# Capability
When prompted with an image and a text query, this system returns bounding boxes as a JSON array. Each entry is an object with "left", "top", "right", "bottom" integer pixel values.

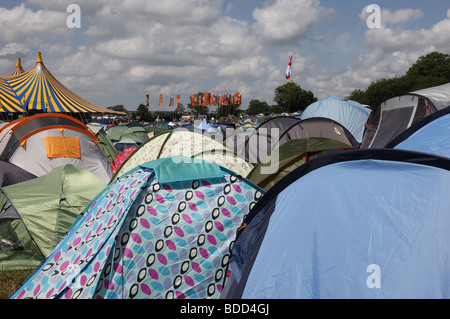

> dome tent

[
  {"left": 223, "top": 148, "right": 450, "bottom": 299},
  {"left": 361, "top": 82, "right": 450, "bottom": 148},
  {"left": 112, "top": 129, "right": 254, "bottom": 180},
  {"left": 0, "top": 165, "right": 106, "bottom": 270},
  {"left": 0, "top": 113, "right": 113, "bottom": 183},
  {"left": 246, "top": 137, "right": 354, "bottom": 191},
  {"left": 386, "top": 106, "right": 450, "bottom": 158},
  {"left": 12, "top": 156, "right": 264, "bottom": 299},
  {"left": 300, "top": 96, "right": 371, "bottom": 143}
]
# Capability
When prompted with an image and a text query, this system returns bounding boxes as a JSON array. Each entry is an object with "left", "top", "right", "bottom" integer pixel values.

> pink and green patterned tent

[{"left": 11, "top": 156, "right": 264, "bottom": 299}]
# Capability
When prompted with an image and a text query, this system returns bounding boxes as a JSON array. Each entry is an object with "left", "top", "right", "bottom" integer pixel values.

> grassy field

[{"left": 0, "top": 269, "right": 34, "bottom": 299}]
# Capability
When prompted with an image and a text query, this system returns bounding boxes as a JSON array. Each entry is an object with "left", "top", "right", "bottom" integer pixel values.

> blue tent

[
  {"left": 223, "top": 148, "right": 450, "bottom": 299},
  {"left": 300, "top": 96, "right": 371, "bottom": 143},
  {"left": 12, "top": 156, "right": 264, "bottom": 299},
  {"left": 196, "top": 118, "right": 218, "bottom": 133},
  {"left": 386, "top": 107, "right": 450, "bottom": 158}
]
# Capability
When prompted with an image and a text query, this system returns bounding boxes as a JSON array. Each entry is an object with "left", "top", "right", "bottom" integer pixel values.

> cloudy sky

[{"left": 0, "top": 0, "right": 449, "bottom": 111}]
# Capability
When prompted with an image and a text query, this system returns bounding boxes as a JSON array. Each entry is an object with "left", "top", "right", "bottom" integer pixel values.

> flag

[
  {"left": 177, "top": 95, "right": 180, "bottom": 108},
  {"left": 159, "top": 94, "right": 163, "bottom": 107},
  {"left": 285, "top": 53, "right": 292, "bottom": 82}
]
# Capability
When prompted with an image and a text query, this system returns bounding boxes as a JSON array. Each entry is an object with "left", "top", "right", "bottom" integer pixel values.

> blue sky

[{"left": 0, "top": 0, "right": 449, "bottom": 111}]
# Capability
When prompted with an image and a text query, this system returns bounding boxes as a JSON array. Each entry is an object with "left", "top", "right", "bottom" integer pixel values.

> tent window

[{"left": 45, "top": 136, "right": 81, "bottom": 159}]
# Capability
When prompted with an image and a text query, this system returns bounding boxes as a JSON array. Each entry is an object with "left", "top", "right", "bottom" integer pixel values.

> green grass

[{"left": 0, "top": 269, "right": 34, "bottom": 299}]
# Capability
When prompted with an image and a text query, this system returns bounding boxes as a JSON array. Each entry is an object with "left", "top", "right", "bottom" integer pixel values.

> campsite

[{"left": 1, "top": 1, "right": 450, "bottom": 301}]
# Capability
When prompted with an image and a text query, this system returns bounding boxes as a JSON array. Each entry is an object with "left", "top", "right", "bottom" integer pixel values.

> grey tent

[
  {"left": 277, "top": 117, "right": 359, "bottom": 148},
  {"left": 0, "top": 160, "right": 37, "bottom": 187},
  {"left": 361, "top": 82, "right": 450, "bottom": 148},
  {"left": 227, "top": 117, "right": 301, "bottom": 164}
]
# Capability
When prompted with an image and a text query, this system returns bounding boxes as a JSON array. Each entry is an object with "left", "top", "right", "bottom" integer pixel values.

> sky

[{"left": 0, "top": 0, "right": 449, "bottom": 111}]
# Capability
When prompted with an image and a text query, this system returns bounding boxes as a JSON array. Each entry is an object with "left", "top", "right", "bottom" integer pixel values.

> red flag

[{"left": 159, "top": 94, "right": 163, "bottom": 107}]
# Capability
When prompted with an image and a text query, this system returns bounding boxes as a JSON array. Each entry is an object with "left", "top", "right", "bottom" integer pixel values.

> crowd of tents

[{"left": 2, "top": 81, "right": 450, "bottom": 299}]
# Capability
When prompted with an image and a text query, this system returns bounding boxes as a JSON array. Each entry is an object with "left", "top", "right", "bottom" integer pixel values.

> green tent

[
  {"left": 0, "top": 165, "right": 106, "bottom": 270},
  {"left": 106, "top": 125, "right": 149, "bottom": 144},
  {"left": 95, "top": 127, "right": 120, "bottom": 163},
  {"left": 247, "top": 137, "right": 354, "bottom": 191}
]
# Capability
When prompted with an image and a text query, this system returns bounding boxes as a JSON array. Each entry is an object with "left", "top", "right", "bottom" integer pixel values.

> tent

[
  {"left": 111, "top": 146, "right": 138, "bottom": 174},
  {"left": 0, "top": 78, "right": 25, "bottom": 113},
  {"left": 0, "top": 113, "right": 113, "bottom": 183},
  {"left": 246, "top": 138, "right": 354, "bottom": 191},
  {"left": 0, "top": 160, "right": 37, "bottom": 187},
  {"left": 386, "top": 106, "right": 450, "bottom": 157},
  {"left": 361, "top": 82, "right": 450, "bottom": 148},
  {"left": 228, "top": 116, "right": 301, "bottom": 164},
  {"left": 2, "top": 52, "right": 125, "bottom": 115},
  {"left": 12, "top": 156, "right": 264, "bottom": 299},
  {"left": 0, "top": 164, "right": 106, "bottom": 270},
  {"left": 113, "top": 129, "right": 254, "bottom": 180},
  {"left": 300, "top": 96, "right": 371, "bottom": 143},
  {"left": 10, "top": 58, "right": 25, "bottom": 76},
  {"left": 114, "top": 138, "right": 139, "bottom": 152},
  {"left": 197, "top": 118, "right": 218, "bottom": 133},
  {"left": 276, "top": 117, "right": 360, "bottom": 148},
  {"left": 93, "top": 127, "right": 120, "bottom": 164},
  {"left": 86, "top": 122, "right": 107, "bottom": 134},
  {"left": 223, "top": 148, "right": 450, "bottom": 298},
  {"left": 107, "top": 125, "right": 149, "bottom": 144}
]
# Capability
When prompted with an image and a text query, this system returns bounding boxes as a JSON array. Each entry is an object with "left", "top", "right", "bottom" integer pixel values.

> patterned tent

[
  {"left": 11, "top": 156, "right": 264, "bottom": 299},
  {"left": 2, "top": 52, "right": 124, "bottom": 114},
  {"left": 112, "top": 129, "right": 254, "bottom": 180}
]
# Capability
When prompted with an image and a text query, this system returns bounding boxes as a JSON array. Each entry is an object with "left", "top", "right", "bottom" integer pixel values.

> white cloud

[
  {"left": 364, "top": 13, "right": 450, "bottom": 53},
  {"left": 0, "top": 42, "right": 30, "bottom": 57},
  {"left": 0, "top": 4, "right": 67, "bottom": 42},
  {"left": 252, "top": 0, "right": 334, "bottom": 45},
  {"left": 121, "top": 0, "right": 222, "bottom": 25}
]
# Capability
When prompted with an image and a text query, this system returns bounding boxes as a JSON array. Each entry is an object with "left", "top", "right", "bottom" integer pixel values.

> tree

[
  {"left": 108, "top": 104, "right": 127, "bottom": 112},
  {"left": 347, "top": 51, "right": 450, "bottom": 107},
  {"left": 132, "top": 103, "right": 150, "bottom": 121},
  {"left": 245, "top": 99, "right": 271, "bottom": 115},
  {"left": 406, "top": 51, "right": 450, "bottom": 80},
  {"left": 273, "top": 82, "right": 317, "bottom": 113}
]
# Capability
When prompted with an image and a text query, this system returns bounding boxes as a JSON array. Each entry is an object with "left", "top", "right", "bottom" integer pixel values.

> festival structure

[{"left": 0, "top": 52, "right": 124, "bottom": 115}]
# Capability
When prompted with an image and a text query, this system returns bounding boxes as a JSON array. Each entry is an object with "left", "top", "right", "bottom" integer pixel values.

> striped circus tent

[
  {"left": 3, "top": 52, "right": 124, "bottom": 115},
  {"left": 11, "top": 58, "right": 25, "bottom": 76},
  {"left": 0, "top": 78, "right": 25, "bottom": 113},
  {"left": 10, "top": 58, "right": 25, "bottom": 76}
]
